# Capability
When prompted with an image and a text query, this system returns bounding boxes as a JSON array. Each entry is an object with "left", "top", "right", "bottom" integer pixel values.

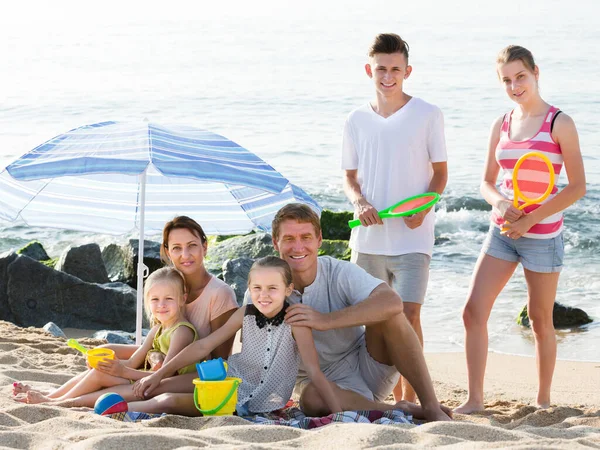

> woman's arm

[
  {"left": 210, "top": 308, "right": 237, "bottom": 360},
  {"left": 292, "top": 326, "right": 342, "bottom": 414},
  {"left": 480, "top": 115, "right": 524, "bottom": 223},
  {"left": 133, "top": 307, "right": 245, "bottom": 398},
  {"left": 505, "top": 113, "right": 586, "bottom": 236}
]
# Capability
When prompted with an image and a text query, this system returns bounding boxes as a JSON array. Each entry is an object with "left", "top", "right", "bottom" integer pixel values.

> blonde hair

[
  {"left": 143, "top": 267, "right": 186, "bottom": 326},
  {"left": 496, "top": 45, "right": 536, "bottom": 74}
]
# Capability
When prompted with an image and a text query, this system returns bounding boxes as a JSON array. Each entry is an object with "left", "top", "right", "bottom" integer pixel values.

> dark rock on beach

[
  {"left": 319, "top": 239, "right": 351, "bottom": 261},
  {"left": 2, "top": 254, "right": 136, "bottom": 331},
  {"left": 517, "top": 302, "right": 593, "bottom": 328},
  {"left": 321, "top": 209, "right": 353, "bottom": 241},
  {"left": 56, "top": 243, "right": 110, "bottom": 284},
  {"left": 16, "top": 240, "right": 50, "bottom": 261},
  {"left": 222, "top": 257, "right": 254, "bottom": 306},
  {"left": 205, "top": 233, "right": 276, "bottom": 275}
]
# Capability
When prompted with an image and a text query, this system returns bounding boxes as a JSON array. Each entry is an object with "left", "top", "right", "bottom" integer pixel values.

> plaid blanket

[
  {"left": 243, "top": 400, "right": 413, "bottom": 428},
  {"left": 106, "top": 400, "right": 413, "bottom": 429}
]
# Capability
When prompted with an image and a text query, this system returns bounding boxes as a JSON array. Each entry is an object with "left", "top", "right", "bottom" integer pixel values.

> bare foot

[
  {"left": 12, "top": 382, "right": 32, "bottom": 396},
  {"left": 536, "top": 402, "right": 550, "bottom": 410},
  {"left": 13, "top": 394, "right": 28, "bottom": 403},
  {"left": 395, "top": 401, "right": 453, "bottom": 421},
  {"left": 25, "top": 391, "right": 53, "bottom": 405},
  {"left": 454, "top": 400, "right": 485, "bottom": 414}
]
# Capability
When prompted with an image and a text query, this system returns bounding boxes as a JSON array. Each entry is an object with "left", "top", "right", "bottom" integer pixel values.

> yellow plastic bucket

[
  {"left": 193, "top": 377, "right": 241, "bottom": 416},
  {"left": 87, "top": 348, "right": 115, "bottom": 369}
]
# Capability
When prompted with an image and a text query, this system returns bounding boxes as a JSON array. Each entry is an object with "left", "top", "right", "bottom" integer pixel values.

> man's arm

[
  {"left": 285, "top": 283, "right": 403, "bottom": 331},
  {"left": 343, "top": 169, "right": 383, "bottom": 227}
]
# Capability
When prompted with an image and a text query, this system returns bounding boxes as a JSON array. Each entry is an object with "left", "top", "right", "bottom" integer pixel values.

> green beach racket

[{"left": 348, "top": 192, "right": 441, "bottom": 229}]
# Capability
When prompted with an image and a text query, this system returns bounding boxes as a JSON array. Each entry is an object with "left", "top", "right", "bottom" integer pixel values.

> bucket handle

[{"left": 194, "top": 379, "right": 240, "bottom": 415}]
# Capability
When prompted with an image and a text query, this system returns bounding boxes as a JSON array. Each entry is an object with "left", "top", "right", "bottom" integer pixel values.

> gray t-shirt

[{"left": 246, "top": 256, "right": 383, "bottom": 372}]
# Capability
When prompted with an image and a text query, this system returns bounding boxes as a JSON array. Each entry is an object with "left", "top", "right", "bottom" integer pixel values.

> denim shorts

[{"left": 482, "top": 226, "right": 564, "bottom": 273}]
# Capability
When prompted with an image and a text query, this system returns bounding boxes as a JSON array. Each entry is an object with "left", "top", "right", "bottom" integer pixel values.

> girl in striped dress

[{"left": 455, "top": 45, "right": 586, "bottom": 414}]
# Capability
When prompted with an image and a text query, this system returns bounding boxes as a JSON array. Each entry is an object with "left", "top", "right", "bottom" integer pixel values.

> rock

[
  {"left": 517, "top": 302, "right": 593, "bottom": 328},
  {"left": 0, "top": 252, "right": 18, "bottom": 323},
  {"left": 318, "top": 239, "right": 351, "bottom": 261},
  {"left": 206, "top": 233, "right": 275, "bottom": 276},
  {"left": 101, "top": 240, "right": 164, "bottom": 287},
  {"left": 128, "top": 239, "right": 164, "bottom": 287},
  {"left": 16, "top": 241, "right": 50, "bottom": 261},
  {"left": 56, "top": 243, "right": 110, "bottom": 284},
  {"left": 5, "top": 255, "right": 137, "bottom": 330},
  {"left": 101, "top": 243, "right": 132, "bottom": 283},
  {"left": 93, "top": 330, "right": 134, "bottom": 344},
  {"left": 43, "top": 322, "right": 66, "bottom": 338},
  {"left": 92, "top": 328, "right": 150, "bottom": 344},
  {"left": 321, "top": 210, "right": 353, "bottom": 241},
  {"left": 222, "top": 258, "right": 254, "bottom": 306}
]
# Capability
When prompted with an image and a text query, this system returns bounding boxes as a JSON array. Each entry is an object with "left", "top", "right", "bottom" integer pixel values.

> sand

[{"left": 1, "top": 320, "right": 599, "bottom": 449}]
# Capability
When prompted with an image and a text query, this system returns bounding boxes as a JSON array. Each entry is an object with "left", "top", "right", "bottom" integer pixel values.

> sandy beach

[{"left": 1, "top": 320, "right": 599, "bottom": 449}]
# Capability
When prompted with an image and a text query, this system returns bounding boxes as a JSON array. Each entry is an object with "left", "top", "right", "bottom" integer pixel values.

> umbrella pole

[{"left": 135, "top": 169, "right": 148, "bottom": 345}]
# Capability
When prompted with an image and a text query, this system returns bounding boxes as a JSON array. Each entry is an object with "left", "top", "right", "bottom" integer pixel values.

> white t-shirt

[{"left": 341, "top": 97, "right": 447, "bottom": 256}]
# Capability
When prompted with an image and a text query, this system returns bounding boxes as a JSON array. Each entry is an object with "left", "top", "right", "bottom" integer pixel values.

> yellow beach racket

[{"left": 502, "top": 151, "right": 555, "bottom": 231}]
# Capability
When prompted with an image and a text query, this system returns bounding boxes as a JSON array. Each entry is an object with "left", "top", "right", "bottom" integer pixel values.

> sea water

[{"left": 0, "top": 0, "right": 598, "bottom": 360}]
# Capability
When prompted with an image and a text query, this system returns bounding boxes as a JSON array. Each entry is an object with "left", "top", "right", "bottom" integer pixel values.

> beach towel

[
  {"left": 243, "top": 400, "right": 413, "bottom": 428},
  {"left": 105, "top": 400, "right": 413, "bottom": 428}
]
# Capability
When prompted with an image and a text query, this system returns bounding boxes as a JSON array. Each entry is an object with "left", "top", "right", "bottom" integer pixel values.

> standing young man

[{"left": 342, "top": 33, "right": 448, "bottom": 402}]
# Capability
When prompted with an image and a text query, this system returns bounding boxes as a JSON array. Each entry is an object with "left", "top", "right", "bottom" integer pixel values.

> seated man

[{"left": 267, "top": 203, "right": 450, "bottom": 421}]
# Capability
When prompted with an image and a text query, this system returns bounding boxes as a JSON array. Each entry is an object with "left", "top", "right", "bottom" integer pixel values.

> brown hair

[
  {"left": 271, "top": 203, "right": 321, "bottom": 241},
  {"left": 496, "top": 45, "right": 536, "bottom": 73},
  {"left": 248, "top": 256, "right": 293, "bottom": 287},
  {"left": 160, "top": 216, "right": 207, "bottom": 264},
  {"left": 368, "top": 33, "right": 409, "bottom": 61},
  {"left": 143, "top": 266, "right": 186, "bottom": 326}
]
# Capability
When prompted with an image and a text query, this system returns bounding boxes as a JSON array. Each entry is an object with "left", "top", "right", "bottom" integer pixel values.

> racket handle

[{"left": 348, "top": 219, "right": 361, "bottom": 229}]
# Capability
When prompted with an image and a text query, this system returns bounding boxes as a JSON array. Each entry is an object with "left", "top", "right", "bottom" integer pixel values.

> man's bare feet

[
  {"left": 24, "top": 391, "right": 53, "bottom": 405},
  {"left": 536, "top": 402, "right": 550, "bottom": 410},
  {"left": 453, "top": 400, "right": 485, "bottom": 414},
  {"left": 395, "top": 400, "right": 453, "bottom": 421}
]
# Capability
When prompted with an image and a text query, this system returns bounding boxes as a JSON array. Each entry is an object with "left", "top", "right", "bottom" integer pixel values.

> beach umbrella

[{"left": 0, "top": 121, "right": 320, "bottom": 343}]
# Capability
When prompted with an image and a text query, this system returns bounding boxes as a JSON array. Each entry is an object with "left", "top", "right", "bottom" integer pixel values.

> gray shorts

[
  {"left": 295, "top": 337, "right": 400, "bottom": 403},
  {"left": 482, "top": 226, "right": 564, "bottom": 273},
  {"left": 351, "top": 251, "right": 431, "bottom": 304}
]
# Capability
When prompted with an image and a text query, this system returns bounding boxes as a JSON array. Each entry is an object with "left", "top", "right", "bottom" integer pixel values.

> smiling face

[
  {"left": 497, "top": 60, "right": 539, "bottom": 105},
  {"left": 249, "top": 267, "right": 293, "bottom": 318},
  {"left": 273, "top": 219, "right": 322, "bottom": 281},
  {"left": 147, "top": 280, "right": 185, "bottom": 327},
  {"left": 165, "top": 227, "right": 207, "bottom": 277},
  {"left": 366, "top": 52, "right": 412, "bottom": 98}
]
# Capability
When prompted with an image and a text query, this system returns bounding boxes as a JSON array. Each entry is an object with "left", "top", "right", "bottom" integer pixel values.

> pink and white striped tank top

[{"left": 491, "top": 106, "right": 564, "bottom": 239}]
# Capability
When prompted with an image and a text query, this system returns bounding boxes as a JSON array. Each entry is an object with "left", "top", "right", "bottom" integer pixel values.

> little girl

[
  {"left": 131, "top": 256, "right": 342, "bottom": 416},
  {"left": 14, "top": 267, "right": 197, "bottom": 404}
]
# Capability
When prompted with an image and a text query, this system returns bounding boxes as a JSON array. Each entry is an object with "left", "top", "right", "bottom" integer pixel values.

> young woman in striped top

[{"left": 455, "top": 46, "right": 586, "bottom": 414}]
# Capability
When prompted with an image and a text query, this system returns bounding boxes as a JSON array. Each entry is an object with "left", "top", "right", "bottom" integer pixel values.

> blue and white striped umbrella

[{"left": 0, "top": 121, "right": 321, "bottom": 342}]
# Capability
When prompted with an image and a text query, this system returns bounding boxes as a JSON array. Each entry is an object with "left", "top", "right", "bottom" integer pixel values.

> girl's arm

[
  {"left": 292, "top": 326, "right": 342, "bottom": 414},
  {"left": 95, "top": 326, "right": 159, "bottom": 379},
  {"left": 506, "top": 113, "right": 586, "bottom": 236},
  {"left": 480, "top": 115, "right": 524, "bottom": 223},
  {"left": 133, "top": 307, "right": 245, "bottom": 398}
]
